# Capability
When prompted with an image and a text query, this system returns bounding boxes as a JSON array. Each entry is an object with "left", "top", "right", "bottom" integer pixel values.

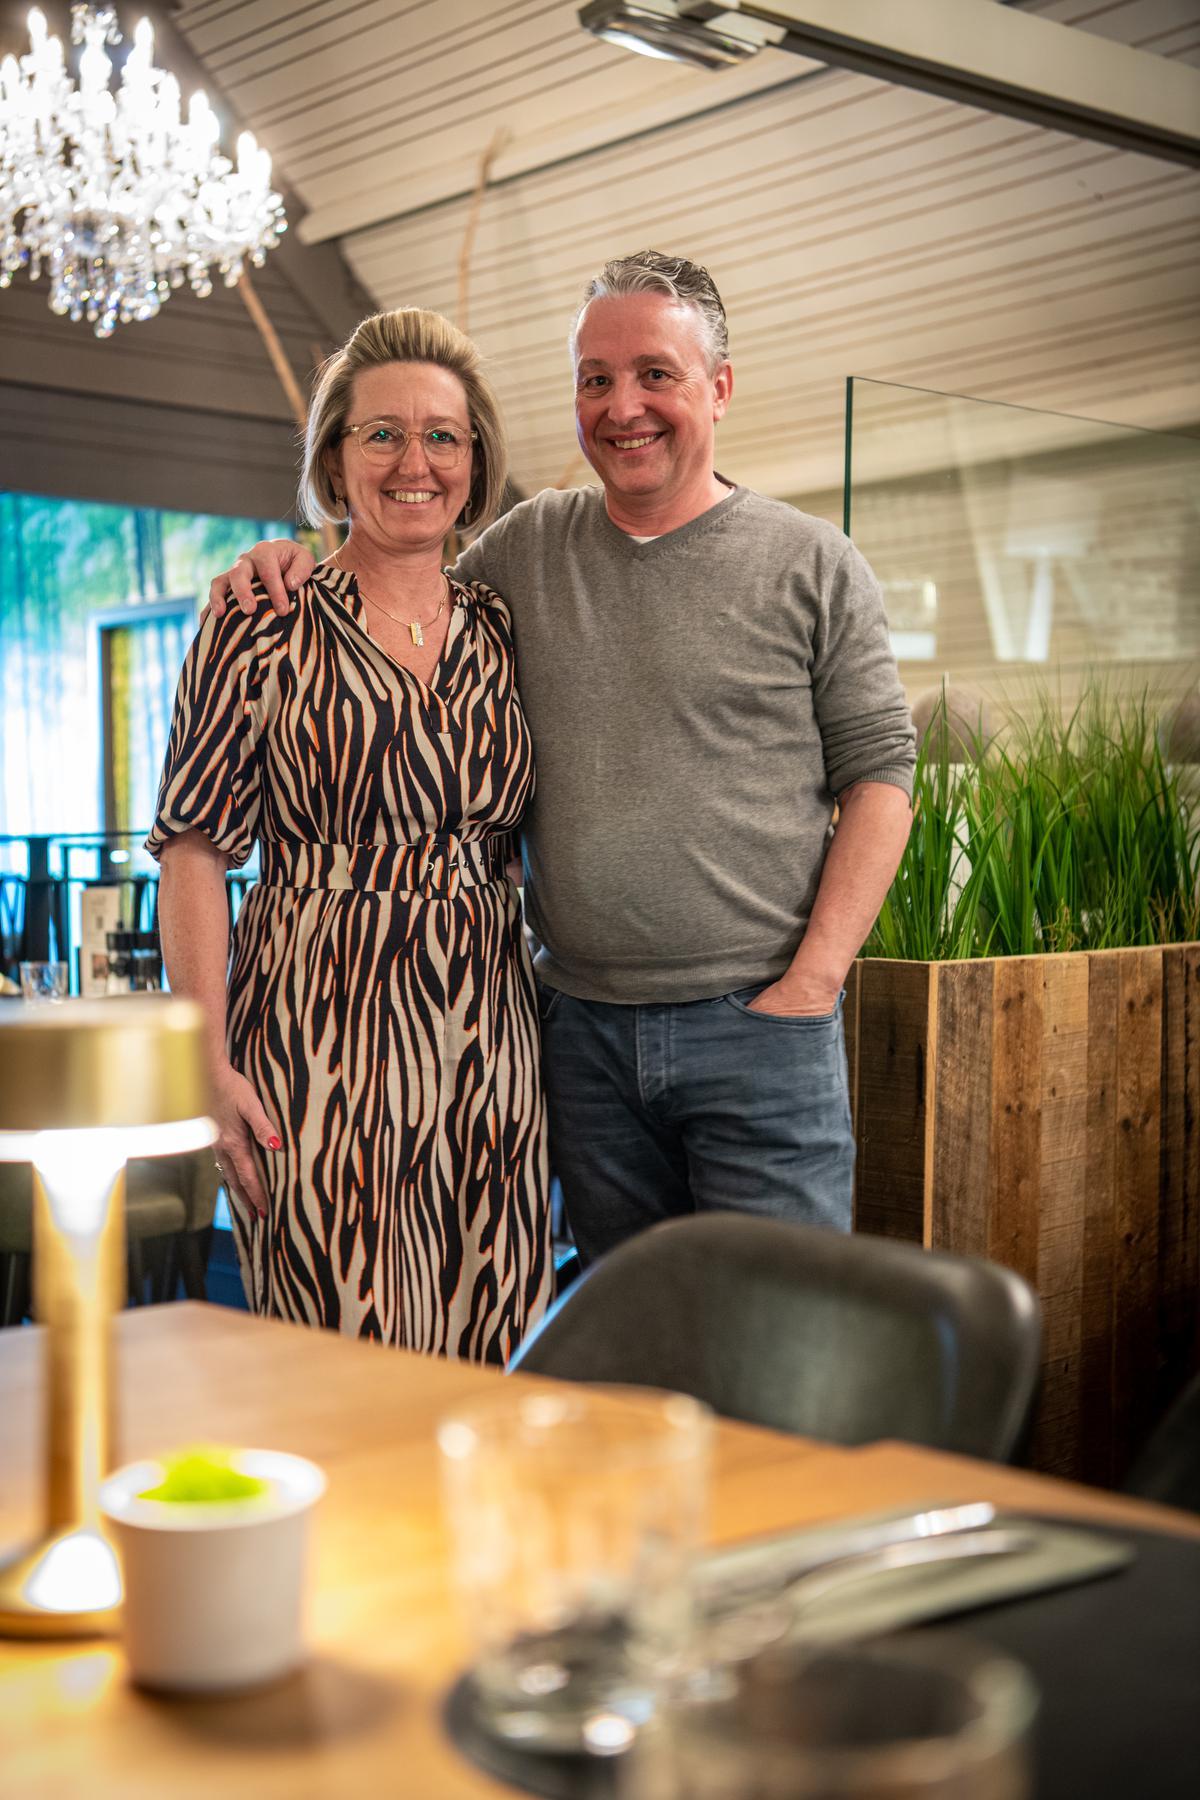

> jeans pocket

[
  {"left": 723, "top": 985, "right": 844, "bottom": 1026},
  {"left": 536, "top": 982, "right": 564, "bottom": 1026}
]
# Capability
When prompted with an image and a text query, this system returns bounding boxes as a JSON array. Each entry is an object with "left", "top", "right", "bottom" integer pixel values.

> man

[{"left": 210, "top": 250, "right": 915, "bottom": 1264}]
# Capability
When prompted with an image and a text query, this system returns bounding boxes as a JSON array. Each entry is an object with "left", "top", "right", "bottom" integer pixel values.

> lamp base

[{"left": 0, "top": 1526, "right": 122, "bottom": 1638}]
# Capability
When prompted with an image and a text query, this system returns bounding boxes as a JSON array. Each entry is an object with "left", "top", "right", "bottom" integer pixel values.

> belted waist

[{"left": 259, "top": 837, "right": 508, "bottom": 896}]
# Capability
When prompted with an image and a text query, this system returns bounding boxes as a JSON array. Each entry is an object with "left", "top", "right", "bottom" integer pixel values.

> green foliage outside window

[{"left": 0, "top": 492, "right": 293, "bottom": 837}]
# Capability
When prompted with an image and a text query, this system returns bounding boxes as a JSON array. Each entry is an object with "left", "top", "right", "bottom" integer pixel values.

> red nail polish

[{"left": 268, "top": 1136, "right": 282, "bottom": 1150}]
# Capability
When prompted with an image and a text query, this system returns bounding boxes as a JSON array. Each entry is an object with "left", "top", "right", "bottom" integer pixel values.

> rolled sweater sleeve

[{"left": 811, "top": 539, "right": 915, "bottom": 799}]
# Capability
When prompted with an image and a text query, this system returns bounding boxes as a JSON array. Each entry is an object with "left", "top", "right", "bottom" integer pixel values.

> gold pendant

[{"left": 410, "top": 620, "right": 423, "bottom": 648}]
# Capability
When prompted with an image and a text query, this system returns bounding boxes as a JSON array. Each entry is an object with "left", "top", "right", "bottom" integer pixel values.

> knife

[{"left": 698, "top": 1501, "right": 1001, "bottom": 1611}]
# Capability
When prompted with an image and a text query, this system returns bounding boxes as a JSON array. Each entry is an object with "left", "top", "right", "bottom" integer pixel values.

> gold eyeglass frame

[{"left": 341, "top": 418, "right": 478, "bottom": 466}]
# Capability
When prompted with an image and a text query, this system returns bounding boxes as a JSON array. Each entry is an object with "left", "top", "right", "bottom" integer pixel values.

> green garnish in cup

[{"left": 137, "top": 1448, "right": 271, "bottom": 1504}]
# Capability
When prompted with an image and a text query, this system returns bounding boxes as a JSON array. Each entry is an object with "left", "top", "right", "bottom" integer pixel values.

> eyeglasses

[{"left": 341, "top": 418, "right": 477, "bottom": 467}]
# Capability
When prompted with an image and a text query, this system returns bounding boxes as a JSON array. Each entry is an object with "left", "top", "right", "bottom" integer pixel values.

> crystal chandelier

[{"left": 0, "top": 6, "right": 286, "bottom": 338}]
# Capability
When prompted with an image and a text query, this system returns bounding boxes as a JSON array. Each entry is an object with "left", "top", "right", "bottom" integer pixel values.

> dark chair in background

[
  {"left": 126, "top": 1150, "right": 221, "bottom": 1302},
  {"left": 0, "top": 1148, "right": 220, "bottom": 1325},
  {"left": 0, "top": 874, "right": 26, "bottom": 972},
  {"left": 1122, "top": 1372, "right": 1200, "bottom": 1516},
  {"left": 509, "top": 1213, "right": 1041, "bottom": 1463}
]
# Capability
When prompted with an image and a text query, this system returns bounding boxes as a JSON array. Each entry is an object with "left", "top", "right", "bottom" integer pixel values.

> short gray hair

[
  {"left": 570, "top": 250, "right": 729, "bottom": 372},
  {"left": 300, "top": 308, "right": 507, "bottom": 532}
]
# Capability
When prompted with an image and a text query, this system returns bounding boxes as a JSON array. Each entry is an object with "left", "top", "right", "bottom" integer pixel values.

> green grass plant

[{"left": 865, "top": 687, "right": 1200, "bottom": 962}]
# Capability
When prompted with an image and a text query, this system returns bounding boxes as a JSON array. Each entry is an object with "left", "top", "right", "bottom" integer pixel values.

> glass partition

[{"left": 843, "top": 378, "right": 1200, "bottom": 700}]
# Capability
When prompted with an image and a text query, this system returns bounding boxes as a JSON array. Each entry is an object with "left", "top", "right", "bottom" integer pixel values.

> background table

[{"left": 1, "top": 1304, "right": 1196, "bottom": 1798}]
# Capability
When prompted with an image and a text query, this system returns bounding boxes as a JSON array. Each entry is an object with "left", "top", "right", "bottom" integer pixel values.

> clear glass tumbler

[
  {"left": 19, "top": 961, "right": 69, "bottom": 1002},
  {"left": 616, "top": 1631, "right": 1037, "bottom": 1800},
  {"left": 438, "top": 1385, "right": 713, "bottom": 1752}
]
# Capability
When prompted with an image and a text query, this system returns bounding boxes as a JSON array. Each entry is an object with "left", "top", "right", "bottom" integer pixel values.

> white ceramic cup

[{"left": 99, "top": 1449, "right": 326, "bottom": 1693}]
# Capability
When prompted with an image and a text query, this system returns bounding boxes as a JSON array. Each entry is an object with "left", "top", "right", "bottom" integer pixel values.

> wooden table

[{"left": 1, "top": 1304, "right": 1196, "bottom": 1798}]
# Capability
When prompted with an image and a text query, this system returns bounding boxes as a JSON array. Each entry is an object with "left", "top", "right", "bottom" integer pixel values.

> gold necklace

[{"left": 331, "top": 554, "right": 450, "bottom": 647}]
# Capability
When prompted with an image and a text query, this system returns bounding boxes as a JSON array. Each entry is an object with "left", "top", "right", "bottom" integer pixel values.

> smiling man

[
  {"left": 211, "top": 250, "right": 915, "bottom": 1266},
  {"left": 572, "top": 283, "right": 732, "bottom": 530}
]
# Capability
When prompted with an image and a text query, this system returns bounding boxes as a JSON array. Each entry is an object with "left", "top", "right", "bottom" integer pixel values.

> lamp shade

[{"left": 0, "top": 996, "right": 212, "bottom": 1144}]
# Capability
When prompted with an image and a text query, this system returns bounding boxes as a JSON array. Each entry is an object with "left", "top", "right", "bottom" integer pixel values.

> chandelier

[{"left": 0, "top": 6, "right": 286, "bottom": 338}]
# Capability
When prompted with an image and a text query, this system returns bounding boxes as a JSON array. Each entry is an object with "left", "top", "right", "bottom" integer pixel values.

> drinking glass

[
  {"left": 19, "top": 961, "right": 69, "bottom": 1002},
  {"left": 616, "top": 1631, "right": 1037, "bottom": 1799},
  {"left": 438, "top": 1385, "right": 712, "bottom": 1752}
]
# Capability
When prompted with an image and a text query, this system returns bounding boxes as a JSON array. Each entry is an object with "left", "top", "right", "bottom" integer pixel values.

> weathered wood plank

[
  {"left": 1027, "top": 955, "right": 1089, "bottom": 1478},
  {"left": 855, "top": 943, "right": 1200, "bottom": 1487},
  {"left": 1157, "top": 944, "right": 1200, "bottom": 1420},
  {"left": 987, "top": 958, "right": 1042, "bottom": 1294},
  {"left": 844, "top": 959, "right": 861, "bottom": 1224},
  {"left": 1112, "top": 950, "right": 1164, "bottom": 1477},
  {"left": 853, "top": 960, "right": 931, "bottom": 1244},
  {"left": 929, "top": 960, "right": 994, "bottom": 1257},
  {"left": 1081, "top": 952, "right": 1119, "bottom": 1487}
]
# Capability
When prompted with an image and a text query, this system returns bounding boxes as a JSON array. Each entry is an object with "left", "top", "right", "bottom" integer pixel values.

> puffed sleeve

[{"left": 145, "top": 604, "right": 266, "bottom": 868}]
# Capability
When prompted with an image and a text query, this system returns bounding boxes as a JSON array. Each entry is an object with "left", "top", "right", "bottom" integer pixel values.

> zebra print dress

[{"left": 147, "top": 566, "right": 551, "bottom": 1363}]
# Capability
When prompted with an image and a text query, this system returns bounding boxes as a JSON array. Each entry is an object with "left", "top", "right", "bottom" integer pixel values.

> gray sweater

[{"left": 456, "top": 483, "right": 914, "bottom": 1004}]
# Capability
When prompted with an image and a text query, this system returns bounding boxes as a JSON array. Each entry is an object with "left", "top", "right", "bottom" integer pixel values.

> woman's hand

[
  {"left": 211, "top": 1063, "right": 281, "bottom": 1221},
  {"left": 208, "top": 539, "right": 315, "bottom": 619}
]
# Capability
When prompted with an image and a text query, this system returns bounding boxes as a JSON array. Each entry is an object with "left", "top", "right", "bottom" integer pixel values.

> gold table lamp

[{"left": 0, "top": 996, "right": 214, "bottom": 1637}]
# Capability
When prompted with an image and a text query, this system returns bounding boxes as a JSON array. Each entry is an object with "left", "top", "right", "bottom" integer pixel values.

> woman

[{"left": 149, "top": 309, "right": 551, "bottom": 1362}]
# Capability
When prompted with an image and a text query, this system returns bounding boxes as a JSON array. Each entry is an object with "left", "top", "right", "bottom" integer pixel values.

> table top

[{"left": 2, "top": 1303, "right": 1196, "bottom": 1799}]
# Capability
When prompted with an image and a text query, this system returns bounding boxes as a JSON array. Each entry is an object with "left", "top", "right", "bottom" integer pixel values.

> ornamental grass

[{"left": 866, "top": 688, "right": 1200, "bottom": 962}]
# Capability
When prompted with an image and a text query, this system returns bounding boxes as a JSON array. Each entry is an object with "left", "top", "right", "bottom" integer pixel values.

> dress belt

[{"left": 259, "top": 837, "right": 508, "bottom": 896}]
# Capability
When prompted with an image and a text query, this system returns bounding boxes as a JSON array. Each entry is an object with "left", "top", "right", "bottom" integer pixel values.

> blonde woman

[{"left": 148, "top": 310, "right": 551, "bottom": 1362}]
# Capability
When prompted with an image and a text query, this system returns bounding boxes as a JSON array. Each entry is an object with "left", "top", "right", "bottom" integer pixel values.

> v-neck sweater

[{"left": 455, "top": 483, "right": 914, "bottom": 1004}]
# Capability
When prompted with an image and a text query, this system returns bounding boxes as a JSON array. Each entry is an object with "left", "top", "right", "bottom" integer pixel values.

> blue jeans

[{"left": 538, "top": 983, "right": 855, "bottom": 1266}]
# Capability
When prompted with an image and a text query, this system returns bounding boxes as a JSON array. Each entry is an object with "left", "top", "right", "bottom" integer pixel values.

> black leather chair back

[{"left": 509, "top": 1214, "right": 1041, "bottom": 1463}]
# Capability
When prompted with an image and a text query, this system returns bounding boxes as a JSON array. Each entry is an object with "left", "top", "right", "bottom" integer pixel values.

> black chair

[
  {"left": 508, "top": 1214, "right": 1041, "bottom": 1463},
  {"left": 1122, "top": 1372, "right": 1200, "bottom": 1515}
]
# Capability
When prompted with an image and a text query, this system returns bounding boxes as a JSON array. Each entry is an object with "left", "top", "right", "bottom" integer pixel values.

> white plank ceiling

[{"left": 175, "top": 0, "right": 1200, "bottom": 506}]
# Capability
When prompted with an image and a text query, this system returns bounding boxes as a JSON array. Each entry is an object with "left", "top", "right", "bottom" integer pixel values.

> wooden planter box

[{"left": 844, "top": 944, "right": 1200, "bottom": 1486}]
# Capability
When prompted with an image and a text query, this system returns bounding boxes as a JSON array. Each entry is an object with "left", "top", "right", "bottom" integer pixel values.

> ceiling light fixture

[
  {"left": 0, "top": 5, "right": 286, "bottom": 338},
  {"left": 578, "top": 0, "right": 1200, "bottom": 167},
  {"left": 578, "top": 1, "right": 783, "bottom": 72}
]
